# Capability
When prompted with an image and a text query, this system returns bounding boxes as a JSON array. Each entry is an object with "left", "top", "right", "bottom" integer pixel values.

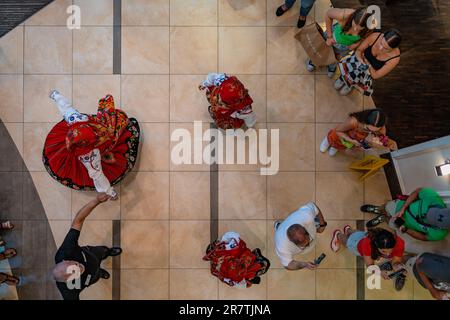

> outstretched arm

[{"left": 71, "top": 193, "right": 110, "bottom": 231}]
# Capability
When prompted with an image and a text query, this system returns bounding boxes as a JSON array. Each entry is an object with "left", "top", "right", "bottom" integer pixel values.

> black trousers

[{"left": 83, "top": 246, "right": 110, "bottom": 263}]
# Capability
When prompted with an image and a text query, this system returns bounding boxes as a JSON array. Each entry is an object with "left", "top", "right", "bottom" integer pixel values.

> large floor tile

[
  {"left": 170, "top": 27, "right": 217, "bottom": 74},
  {"left": 267, "top": 0, "right": 315, "bottom": 27},
  {"left": 267, "top": 75, "right": 314, "bottom": 122},
  {"left": 23, "top": 123, "right": 55, "bottom": 171},
  {"left": 25, "top": 0, "right": 72, "bottom": 26},
  {"left": 74, "top": 0, "right": 114, "bottom": 26},
  {"left": 218, "top": 275, "right": 267, "bottom": 299},
  {"left": 24, "top": 75, "right": 71, "bottom": 122},
  {"left": 48, "top": 220, "right": 72, "bottom": 249},
  {"left": 219, "top": 172, "right": 266, "bottom": 219},
  {"left": 268, "top": 123, "right": 315, "bottom": 171},
  {"left": 3, "top": 123, "right": 23, "bottom": 158},
  {"left": 122, "top": 27, "right": 169, "bottom": 74},
  {"left": 73, "top": 27, "right": 113, "bottom": 74},
  {"left": 413, "top": 278, "right": 434, "bottom": 300},
  {"left": 72, "top": 75, "right": 120, "bottom": 114},
  {"left": 316, "top": 269, "right": 356, "bottom": 300},
  {"left": 24, "top": 27, "right": 72, "bottom": 74},
  {"left": 134, "top": 123, "right": 170, "bottom": 171},
  {"left": 267, "top": 27, "right": 309, "bottom": 74},
  {"left": 170, "top": 221, "right": 210, "bottom": 268},
  {"left": 121, "top": 269, "right": 169, "bottom": 300},
  {"left": 316, "top": 172, "right": 364, "bottom": 220},
  {"left": 121, "top": 172, "right": 169, "bottom": 220},
  {"left": 71, "top": 190, "right": 120, "bottom": 221},
  {"left": 314, "top": 220, "right": 357, "bottom": 269},
  {"left": 219, "top": 0, "right": 266, "bottom": 26},
  {"left": 121, "top": 75, "right": 169, "bottom": 122},
  {"left": 28, "top": 172, "right": 72, "bottom": 220},
  {"left": 364, "top": 171, "right": 392, "bottom": 205},
  {"left": 122, "top": 0, "right": 169, "bottom": 26},
  {"left": 170, "top": 0, "right": 217, "bottom": 26},
  {"left": 169, "top": 122, "right": 210, "bottom": 171},
  {"left": 315, "top": 75, "right": 363, "bottom": 123},
  {"left": 218, "top": 220, "right": 267, "bottom": 254},
  {"left": 0, "top": 26, "right": 23, "bottom": 73},
  {"left": 0, "top": 75, "right": 23, "bottom": 122},
  {"left": 170, "top": 75, "right": 211, "bottom": 122},
  {"left": 219, "top": 27, "right": 266, "bottom": 74},
  {"left": 170, "top": 172, "right": 210, "bottom": 220},
  {"left": 314, "top": 0, "right": 332, "bottom": 24},
  {"left": 315, "top": 123, "right": 361, "bottom": 172},
  {"left": 268, "top": 268, "right": 316, "bottom": 299},
  {"left": 170, "top": 269, "right": 218, "bottom": 300},
  {"left": 121, "top": 221, "right": 169, "bottom": 268},
  {"left": 268, "top": 172, "right": 315, "bottom": 220}
]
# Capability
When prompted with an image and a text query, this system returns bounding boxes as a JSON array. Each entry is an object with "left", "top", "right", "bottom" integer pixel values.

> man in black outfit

[{"left": 52, "top": 193, "right": 122, "bottom": 300}]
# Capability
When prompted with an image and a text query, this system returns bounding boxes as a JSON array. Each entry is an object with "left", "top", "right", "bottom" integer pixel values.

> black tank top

[{"left": 364, "top": 33, "right": 400, "bottom": 70}]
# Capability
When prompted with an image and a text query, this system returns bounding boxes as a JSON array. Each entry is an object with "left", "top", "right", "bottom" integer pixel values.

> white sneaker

[
  {"left": 49, "top": 89, "right": 60, "bottom": 101},
  {"left": 328, "top": 147, "right": 338, "bottom": 156},
  {"left": 320, "top": 137, "right": 330, "bottom": 153},
  {"left": 339, "top": 85, "right": 352, "bottom": 96},
  {"left": 306, "top": 58, "right": 315, "bottom": 72},
  {"left": 334, "top": 77, "right": 345, "bottom": 90}
]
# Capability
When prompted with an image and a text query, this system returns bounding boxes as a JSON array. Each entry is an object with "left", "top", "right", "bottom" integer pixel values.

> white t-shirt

[{"left": 274, "top": 202, "right": 319, "bottom": 267}]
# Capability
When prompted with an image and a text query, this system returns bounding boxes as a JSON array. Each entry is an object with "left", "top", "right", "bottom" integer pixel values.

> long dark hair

[
  {"left": 350, "top": 108, "right": 386, "bottom": 128},
  {"left": 384, "top": 29, "right": 402, "bottom": 49},
  {"left": 367, "top": 228, "right": 396, "bottom": 260},
  {"left": 343, "top": 7, "right": 374, "bottom": 38}
]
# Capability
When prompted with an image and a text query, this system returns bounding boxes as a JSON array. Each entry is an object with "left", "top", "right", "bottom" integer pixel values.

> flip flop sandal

[
  {"left": 360, "top": 205, "right": 381, "bottom": 214},
  {"left": 0, "top": 221, "right": 14, "bottom": 230},
  {"left": 0, "top": 248, "right": 17, "bottom": 261},
  {"left": 330, "top": 229, "right": 342, "bottom": 253}
]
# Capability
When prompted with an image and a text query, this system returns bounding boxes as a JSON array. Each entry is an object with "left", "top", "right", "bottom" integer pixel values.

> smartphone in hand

[{"left": 314, "top": 253, "right": 326, "bottom": 265}]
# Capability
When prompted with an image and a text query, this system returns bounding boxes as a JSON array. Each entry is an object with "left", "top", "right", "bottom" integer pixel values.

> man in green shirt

[{"left": 361, "top": 188, "right": 449, "bottom": 241}]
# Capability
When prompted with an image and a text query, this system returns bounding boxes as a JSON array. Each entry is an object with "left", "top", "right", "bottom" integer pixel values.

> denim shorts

[{"left": 346, "top": 231, "right": 366, "bottom": 256}]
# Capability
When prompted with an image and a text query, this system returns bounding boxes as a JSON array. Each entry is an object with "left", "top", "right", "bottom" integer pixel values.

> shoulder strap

[
  {"left": 385, "top": 55, "right": 401, "bottom": 62},
  {"left": 371, "top": 32, "right": 383, "bottom": 46}
]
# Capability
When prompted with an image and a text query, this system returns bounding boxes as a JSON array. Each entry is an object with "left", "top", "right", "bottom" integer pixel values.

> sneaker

[
  {"left": 339, "top": 84, "right": 352, "bottom": 96},
  {"left": 108, "top": 247, "right": 122, "bottom": 257},
  {"left": 330, "top": 229, "right": 342, "bottom": 253},
  {"left": 274, "top": 220, "right": 282, "bottom": 231},
  {"left": 320, "top": 137, "right": 330, "bottom": 153},
  {"left": 275, "top": 5, "right": 289, "bottom": 17},
  {"left": 334, "top": 77, "right": 345, "bottom": 90},
  {"left": 328, "top": 147, "right": 338, "bottom": 156},
  {"left": 99, "top": 268, "right": 110, "bottom": 280},
  {"left": 366, "top": 215, "right": 385, "bottom": 228},
  {"left": 327, "top": 66, "right": 336, "bottom": 78},
  {"left": 306, "top": 58, "right": 315, "bottom": 72},
  {"left": 297, "top": 16, "right": 307, "bottom": 28},
  {"left": 360, "top": 204, "right": 382, "bottom": 214},
  {"left": 394, "top": 274, "right": 406, "bottom": 291},
  {"left": 49, "top": 89, "right": 60, "bottom": 101}
]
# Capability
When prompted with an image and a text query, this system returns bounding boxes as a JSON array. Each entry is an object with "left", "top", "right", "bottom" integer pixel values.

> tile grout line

[{"left": 112, "top": 0, "right": 121, "bottom": 300}]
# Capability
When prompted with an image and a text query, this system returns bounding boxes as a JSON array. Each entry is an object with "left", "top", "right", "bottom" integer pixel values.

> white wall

[{"left": 391, "top": 135, "right": 450, "bottom": 205}]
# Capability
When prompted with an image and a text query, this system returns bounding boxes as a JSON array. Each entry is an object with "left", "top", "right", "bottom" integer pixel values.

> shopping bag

[{"left": 295, "top": 22, "right": 337, "bottom": 66}]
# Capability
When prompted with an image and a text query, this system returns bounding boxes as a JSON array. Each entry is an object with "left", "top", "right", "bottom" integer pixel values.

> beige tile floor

[{"left": 0, "top": 0, "right": 435, "bottom": 300}]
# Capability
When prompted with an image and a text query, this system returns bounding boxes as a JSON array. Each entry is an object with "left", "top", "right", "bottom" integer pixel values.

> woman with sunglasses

[
  {"left": 336, "top": 29, "right": 401, "bottom": 96},
  {"left": 331, "top": 227, "right": 407, "bottom": 291},
  {"left": 320, "top": 108, "right": 397, "bottom": 157}
]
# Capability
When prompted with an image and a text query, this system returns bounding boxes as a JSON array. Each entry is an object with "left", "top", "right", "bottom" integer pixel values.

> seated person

[
  {"left": 361, "top": 187, "right": 449, "bottom": 241},
  {"left": 404, "top": 252, "right": 450, "bottom": 300}
]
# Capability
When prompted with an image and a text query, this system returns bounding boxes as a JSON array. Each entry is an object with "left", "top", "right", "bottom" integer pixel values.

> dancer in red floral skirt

[
  {"left": 43, "top": 90, "right": 140, "bottom": 199},
  {"left": 203, "top": 232, "right": 270, "bottom": 288},
  {"left": 199, "top": 73, "right": 256, "bottom": 130}
]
